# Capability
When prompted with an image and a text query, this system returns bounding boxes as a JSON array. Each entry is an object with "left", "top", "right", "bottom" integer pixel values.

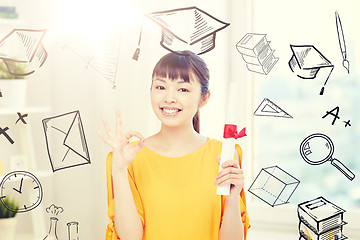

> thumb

[{"left": 216, "top": 155, "right": 221, "bottom": 166}]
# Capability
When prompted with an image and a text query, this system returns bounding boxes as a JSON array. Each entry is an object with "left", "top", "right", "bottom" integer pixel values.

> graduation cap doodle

[
  {"left": 288, "top": 45, "right": 334, "bottom": 95},
  {"left": 133, "top": 6, "right": 230, "bottom": 60},
  {"left": 0, "top": 29, "right": 47, "bottom": 76}
]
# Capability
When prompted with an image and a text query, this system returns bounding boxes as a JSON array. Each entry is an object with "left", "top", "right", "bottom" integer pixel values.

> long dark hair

[{"left": 152, "top": 51, "right": 209, "bottom": 133}]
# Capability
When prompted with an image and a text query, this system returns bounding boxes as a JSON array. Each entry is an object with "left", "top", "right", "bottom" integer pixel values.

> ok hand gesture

[{"left": 98, "top": 109, "right": 144, "bottom": 172}]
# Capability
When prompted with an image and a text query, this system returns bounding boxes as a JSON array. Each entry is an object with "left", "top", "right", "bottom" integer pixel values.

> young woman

[{"left": 99, "top": 51, "right": 250, "bottom": 240}]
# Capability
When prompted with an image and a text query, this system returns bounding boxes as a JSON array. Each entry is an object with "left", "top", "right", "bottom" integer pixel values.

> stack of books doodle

[
  {"left": 0, "top": 6, "right": 18, "bottom": 19},
  {"left": 297, "top": 196, "right": 347, "bottom": 240},
  {"left": 236, "top": 33, "right": 278, "bottom": 75}
]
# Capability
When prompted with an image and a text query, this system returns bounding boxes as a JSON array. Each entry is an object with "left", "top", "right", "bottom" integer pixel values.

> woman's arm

[
  {"left": 99, "top": 109, "right": 145, "bottom": 240},
  {"left": 218, "top": 195, "right": 244, "bottom": 240},
  {"left": 112, "top": 150, "right": 143, "bottom": 240},
  {"left": 215, "top": 154, "right": 245, "bottom": 240}
]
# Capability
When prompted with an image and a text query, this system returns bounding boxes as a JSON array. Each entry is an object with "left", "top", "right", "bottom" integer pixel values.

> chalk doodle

[
  {"left": 134, "top": 6, "right": 230, "bottom": 59},
  {"left": 15, "top": 112, "right": 28, "bottom": 124},
  {"left": 63, "top": 29, "right": 121, "bottom": 89},
  {"left": 0, "top": 171, "right": 43, "bottom": 213},
  {"left": 42, "top": 110, "right": 91, "bottom": 172},
  {"left": 0, "top": 29, "right": 47, "bottom": 76},
  {"left": 0, "top": 126, "right": 14, "bottom": 144},
  {"left": 288, "top": 45, "right": 334, "bottom": 95},
  {"left": 236, "top": 33, "right": 278, "bottom": 75},
  {"left": 254, "top": 98, "right": 293, "bottom": 118},
  {"left": 299, "top": 133, "right": 355, "bottom": 181},
  {"left": 248, "top": 165, "right": 300, "bottom": 207},
  {"left": 335, "top": 11, "right": 349, "bottom": 74},
  {"left": 298, "top": 196, "right": 348, "bottom": 240}
]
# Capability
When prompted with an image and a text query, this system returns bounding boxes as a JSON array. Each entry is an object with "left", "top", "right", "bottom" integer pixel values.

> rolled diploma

[{"left": 216, "top": 82, "right": 240, "bottom": 196}]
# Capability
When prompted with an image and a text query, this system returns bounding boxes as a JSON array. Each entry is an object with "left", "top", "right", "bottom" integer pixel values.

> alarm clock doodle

[{"left": 0, "top": 171, "right": 43, "bottom": 213}]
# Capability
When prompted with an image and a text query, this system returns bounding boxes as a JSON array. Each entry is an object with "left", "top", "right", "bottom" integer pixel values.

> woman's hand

[
  {"left": 214, "top": 155, "right": 244, "bottom": 198},
  {"left": 98, "top": 109, "right": 145, "bottom": 172}
]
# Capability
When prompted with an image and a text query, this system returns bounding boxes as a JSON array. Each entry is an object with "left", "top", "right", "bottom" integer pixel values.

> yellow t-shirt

[{"left": 106, "top": 138, "right": 250, "bottom": 240}]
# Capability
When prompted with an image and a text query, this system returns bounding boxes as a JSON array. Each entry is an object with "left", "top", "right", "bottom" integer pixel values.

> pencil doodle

[
  {"left": 15, "top": 112, "right": 28, "bottom": 124},
  {"left": 63, "top": 30, "right": 121, "bottom": 89},
  {"left": 335, "top": 11, "right": 349, "bottom": 74},
  {"left": 236, "top": 33, "right": 278, "bottom": 75},
  {"left": 134, "top": 6, "right": 230, "bottom": 59},
  {"left": 322, "top": 106, "right": 351, "bottom": 128},
  {"left": 299, "top": 133, "right": 355, "bottom": 181},
  {"left": 42, "top": 110, "right": 91, "bottom": 172},
  {"left": 0, "top": 29, "right": 47, "bottom": 76},
  {"left": 254, "top": 98, "right": 292, "bottom": 118},
  {"left": 248, "top": 165, "right": 300, "bottom": 207},
  {"left": 0, "top": 171, "right": 43, "bottom": 213},
  {"left": 288, "top": 45, "right": 334, "bottom": 95},
  {"left": 298, "top": 196, "right": 348, "bottom": 240},
  {"left": 0, "top": 126, "right": 14, "bottom": 144}
]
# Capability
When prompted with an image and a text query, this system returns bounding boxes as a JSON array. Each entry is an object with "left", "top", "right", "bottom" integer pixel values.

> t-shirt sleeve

[
  {"left": 127, "top": 163, "right": 145, "bottom": 226},
  {"left": 235, "top": 144, "right": 251, "bottom": 239},
  {"left": 105, "top": 152, "right": 145, "bottom": 240}
]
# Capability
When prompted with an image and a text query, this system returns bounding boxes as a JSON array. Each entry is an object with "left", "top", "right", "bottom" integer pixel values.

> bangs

[{"left": 152, "top": 53, "right": 193, "bottom": 83}]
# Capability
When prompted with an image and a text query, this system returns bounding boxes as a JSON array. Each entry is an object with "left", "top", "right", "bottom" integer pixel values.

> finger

[
  {"left": 215, "top": 172, "right": 244, "bottom": 185},
  {"left": 115, "top": 108, "right": 122, "bottom": 135},
  {"left": 216, "top": 167, "right": 243, "bottom": 180},
  {"left": 215, "top": 177, "right": 244, "bottom": 187},
  {"left": 102, "top": 117, "right": 113, "bottom": 137},
  {"left": 221, "top": 159, "right": 239, "bottom": 169},
  {"left": 216, "top": 155, "right": 221, "bottom": 165},
  {"left": 124, "top": 130, "right": 144, "bottom": 141},
  {"left": 97, "top": 130, "right": 111, "bottom": 145}
]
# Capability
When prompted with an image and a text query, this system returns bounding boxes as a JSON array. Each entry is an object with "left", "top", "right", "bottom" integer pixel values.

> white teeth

[{"left": 163, "top": 108, "right": 178, "bottom": 114}]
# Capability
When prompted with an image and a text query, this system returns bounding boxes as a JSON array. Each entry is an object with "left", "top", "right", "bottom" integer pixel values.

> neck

[{"left": 158, "top": 124, "right": 199, "bottom": 146}]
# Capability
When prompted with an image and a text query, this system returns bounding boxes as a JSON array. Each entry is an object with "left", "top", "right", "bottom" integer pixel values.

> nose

[{"left": 164, "top": 89, "right": 177, "bottom": 103}]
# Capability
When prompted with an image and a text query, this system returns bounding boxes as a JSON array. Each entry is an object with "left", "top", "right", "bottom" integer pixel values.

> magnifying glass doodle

[{"left": 299, "top": 133, "right": 355, "bottom": 181}]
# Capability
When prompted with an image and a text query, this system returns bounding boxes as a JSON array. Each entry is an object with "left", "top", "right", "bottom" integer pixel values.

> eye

[
  {"left": 179, "top": 88, "right": 189, "bottom": 92},
  {"left": 154, "top": 85, "right": 165, "bottom": 90}
]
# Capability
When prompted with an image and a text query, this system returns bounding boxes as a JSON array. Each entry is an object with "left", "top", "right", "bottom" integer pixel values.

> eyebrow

[{"left": 153, "top": 78, "right": 192, "bottom": 84}]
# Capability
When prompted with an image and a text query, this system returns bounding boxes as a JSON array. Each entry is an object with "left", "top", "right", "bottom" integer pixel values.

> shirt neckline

[{"left": 143, "top": 137, "right": 211, "bottom": 159}]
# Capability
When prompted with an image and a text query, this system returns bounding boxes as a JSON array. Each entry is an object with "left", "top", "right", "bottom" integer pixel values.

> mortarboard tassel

[{"left": 133, "top": 17, "right": 143, "bottom": 61}]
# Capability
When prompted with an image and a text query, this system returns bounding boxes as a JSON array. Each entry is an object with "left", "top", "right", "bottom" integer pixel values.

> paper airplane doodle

[
  {"left": 289, "top": 45, "right": 334, "bottom": 95},
  {"left": 0, "top": 29, "right": 47, "bottom": 76},
  {"left": 299, "top": 133, "right": 355, "bottom": 181},
  {"left": 248, "top": 165, "right": 300, "bottom": 207},
  {"left": 63, "top": 30, "right": 121, "bottom": 88},
  {"left": 42, "top": 110, "right": 91, "bottom": 172},
  {"left": 236, "top": 33, "right": 278, "bottom": 75},
  {"left": 298, "top": 196, "right": 348, "bottom": 240},
  {"left": 254, "top": 98, "right": 293, "bottom": 118},
  {"left": 133, "top": 6, "right": 229, "bottom": 59}
]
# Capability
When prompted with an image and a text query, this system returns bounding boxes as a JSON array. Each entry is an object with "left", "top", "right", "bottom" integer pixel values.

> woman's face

[{"left": 151, "top": 72, "right": 207, "bottom": 130}]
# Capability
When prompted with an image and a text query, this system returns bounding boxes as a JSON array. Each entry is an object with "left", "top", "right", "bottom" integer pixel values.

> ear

[{"left": 199, "top": 91, "right": 210, "bottom": 108}]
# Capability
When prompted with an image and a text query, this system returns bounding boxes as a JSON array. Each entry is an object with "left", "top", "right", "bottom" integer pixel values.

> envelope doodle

[{"left": 42, "top": 110, "right": 91, "bottom": 172}]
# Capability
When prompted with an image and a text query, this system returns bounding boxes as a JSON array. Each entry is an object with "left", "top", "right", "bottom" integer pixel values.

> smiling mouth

[{"left": 161, "top": 107, "right": 182, "bottom": 114}]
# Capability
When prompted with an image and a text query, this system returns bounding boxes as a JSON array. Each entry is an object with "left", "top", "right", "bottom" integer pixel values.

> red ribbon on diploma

[{"left": 223, "top": 124, "right": 247, "bottom": 139}]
